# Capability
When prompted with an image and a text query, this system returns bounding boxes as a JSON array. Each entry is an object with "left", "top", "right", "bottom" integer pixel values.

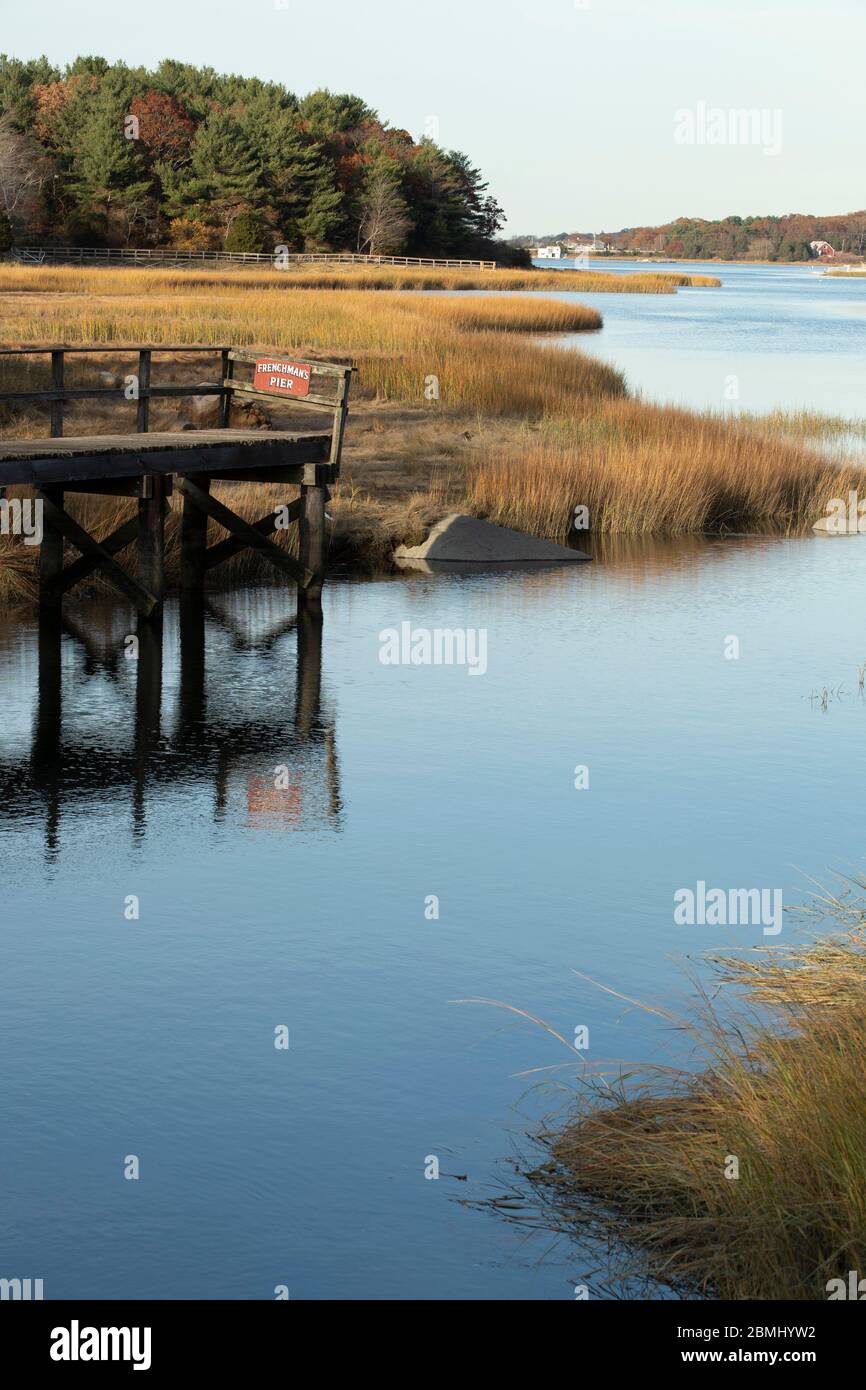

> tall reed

[{"left": 530, "top": 886, "right": 866, "bottom": 1299}]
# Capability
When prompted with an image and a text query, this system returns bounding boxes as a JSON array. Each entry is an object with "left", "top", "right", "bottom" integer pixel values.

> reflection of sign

[
  {"left": 253, "top": 358, "right": 312, "bottom": 397},
  {"left": 247, "top": 773, "right": 303, "bottom": 828}
]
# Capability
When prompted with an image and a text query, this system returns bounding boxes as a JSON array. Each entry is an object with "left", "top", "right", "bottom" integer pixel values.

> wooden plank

[
  {"left": 50, "top": 351, "right": 64, "bottom": 438},
  {"left": 227, "top": 352, "right": 353, "bottom": 379},
  {"left": 204, "top": 498, "right": 301, "bottom": 572},
  {"left": 61, "top": 477, "right": 171, "bottom": 497},
  {"left": 208, "top": 466, "right": 327, "bottom": 484},
  {"left": 0, "top": 429, "right": 331, "bottom": 487},
  {"left": 0, "top": 384, "right": 222, "bottom": 403},
  {"left": 52, "top": 514, "right": 140, "bottom": 595},
  {"left": 226, "top": 381, "right": 339, "bottom": 410},
  {"left": 36, "top": 490, "right": 159, "bottom": 617},
  {"left": 0, "top": 345, "right": 231, "bottom": 355},
  {"left": 176, "top": 475, "right": 313, "bottom": 589}
]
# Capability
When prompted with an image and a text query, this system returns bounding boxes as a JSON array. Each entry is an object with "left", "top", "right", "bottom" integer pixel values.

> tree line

[
  {"left": 0, "top": 54, "right": 521, "bottom": 261},
  {"left": 605, "top": 212, "right": 866, "bottom": 261}
]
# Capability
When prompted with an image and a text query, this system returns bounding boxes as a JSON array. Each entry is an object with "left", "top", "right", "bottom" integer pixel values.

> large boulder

[{"left": 393, "top": 513, "right": 590, "bottom": 569}]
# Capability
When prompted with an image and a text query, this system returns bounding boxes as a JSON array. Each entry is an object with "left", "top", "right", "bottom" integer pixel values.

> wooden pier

[{"left": 0, "top": 345, "right": 353, "bottom": 616}]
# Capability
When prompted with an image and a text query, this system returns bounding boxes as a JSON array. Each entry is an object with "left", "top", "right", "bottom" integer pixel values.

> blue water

[
  {"left": 3, "top": 530, "right": 866, "bottom": 1299},
  {"left": 535, "top": 257, "right": 866, "bottom": 418}
]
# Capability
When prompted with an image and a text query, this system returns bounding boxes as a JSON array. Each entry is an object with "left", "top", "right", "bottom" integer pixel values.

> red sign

[{"left": 253, "top": 358, "right": 312, "bottom": 397}]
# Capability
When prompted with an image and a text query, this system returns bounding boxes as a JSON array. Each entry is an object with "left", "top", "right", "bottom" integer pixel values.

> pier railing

[
  {"left": 10, "top": 247, "right": 498, "bottom": 271},
  {"left": 0, "top": 344, "right": 229, "bottom": 437}
]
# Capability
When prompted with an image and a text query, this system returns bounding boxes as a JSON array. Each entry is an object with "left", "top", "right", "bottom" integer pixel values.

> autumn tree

[
  {"left": 0, "top": 110, "right": 48, "bottom": 232},
  {"left": 357, "top": 151, "right": 411, "bottom": 254},
  {"left": 129, "top": 90, "right": 195, "bottom": 166}
]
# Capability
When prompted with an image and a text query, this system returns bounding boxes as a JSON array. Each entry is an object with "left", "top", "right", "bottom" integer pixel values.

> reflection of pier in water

[{"left": 1, "top": 596, "right": 341, "bottom": 859}]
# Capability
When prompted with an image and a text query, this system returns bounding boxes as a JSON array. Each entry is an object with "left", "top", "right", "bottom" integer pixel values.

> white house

[{"left": 532, "top": 245, "right": 562, "bottom": 259}]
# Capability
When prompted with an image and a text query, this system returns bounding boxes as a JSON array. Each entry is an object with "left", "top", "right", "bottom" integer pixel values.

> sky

[{"left": 1, "top": 0, "right": 863, "bottom": 235}]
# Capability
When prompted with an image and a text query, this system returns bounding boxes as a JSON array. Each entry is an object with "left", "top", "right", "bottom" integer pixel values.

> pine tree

[
  {"left": 297, "top": 163, "right": 344, "bottom": 250},
  {"left": 165, "top": 111, "right": 262, "bottom": 238},
  {"left": 237, "top": 94, "right": 318, "bottom": 244}
]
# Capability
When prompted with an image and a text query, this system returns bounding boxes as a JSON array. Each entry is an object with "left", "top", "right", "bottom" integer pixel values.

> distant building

[
  {"left": 810, "top": 239, "right": 835, "bottom": 259},
  {"left": 532, "top": 245, "right": 562, "bottom": 259}
]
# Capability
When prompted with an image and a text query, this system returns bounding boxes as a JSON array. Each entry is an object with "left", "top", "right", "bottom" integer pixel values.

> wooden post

[
  {"left": 219, "top": 349, "right": 232, "bottom": 427},
  {"left": 136, "top": 349, "right": 151, "bottom": 433},
  {"left": 180, "top": 474, "right": 210, "bottom": 593},
  {"left": 137, "top": 474, "right": 166, "bottom": 609},
  {"left": 38, "top": 484, "right": 64, "bottom": 611},
  {"left": 298, "top": 483, "right": 327, "bottom": 605},
  {"left": 50, "top": 350, "right": 64, "bottom": 438},
  {"left": 329, "top": 372, "right": 350, "bottom": 476}
]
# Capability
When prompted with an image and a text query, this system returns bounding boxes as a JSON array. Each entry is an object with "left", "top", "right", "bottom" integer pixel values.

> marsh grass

[
  {"left": 521, "top": 893, "right": 866, "bottom": 1300},
  {"left": 0, "top": 263, "right": 721, "bottom": 296},
  {"left": 467, "top": 406, "right": 866, "bottom": 536}
]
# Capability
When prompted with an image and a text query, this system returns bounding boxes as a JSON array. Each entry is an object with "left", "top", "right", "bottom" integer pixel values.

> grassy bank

[
  {"left": 528, "top": 890, "right": 866, "bottom": 1299},
  {"left": 467, "top": 407, "right": 865, "bottom": 536},
  {"left": 0, "top": 263, "right": 721, "bottom": 296}
]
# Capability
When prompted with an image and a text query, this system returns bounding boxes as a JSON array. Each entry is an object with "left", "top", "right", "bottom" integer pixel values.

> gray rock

[
  {"left": 393, "top": 513, "right": 590, "bottom": 568},
  {"left": 812, "top": 514, "right": 860, "bottom": 534}
]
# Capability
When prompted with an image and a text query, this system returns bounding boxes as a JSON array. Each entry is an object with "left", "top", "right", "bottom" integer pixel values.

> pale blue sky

[{"left": 1, "top": 0, "right": 862, "bottom": 233}]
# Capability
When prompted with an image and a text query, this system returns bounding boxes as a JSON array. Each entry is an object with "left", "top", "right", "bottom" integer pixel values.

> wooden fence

[{"left": 10, "top": 247, "right": 498, "bottom": 271}]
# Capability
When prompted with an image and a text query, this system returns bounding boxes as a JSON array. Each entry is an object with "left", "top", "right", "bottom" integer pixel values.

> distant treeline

[
  {"left": 516, "top": 211, "right": 866, "bottom": 262},
  {"left": 0, "top": 54, "right": 525, "bottom": 262},
  {"left": 613, "top": 212, "right": 866, "bottom": 260}
]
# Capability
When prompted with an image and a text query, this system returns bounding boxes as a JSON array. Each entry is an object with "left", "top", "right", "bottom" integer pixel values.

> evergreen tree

[
  {"left": 297, "top": 163, "right": 344, "bottom": 250},
  {"left": 166, "top": 111, "right": 262, "bottom": 238}
]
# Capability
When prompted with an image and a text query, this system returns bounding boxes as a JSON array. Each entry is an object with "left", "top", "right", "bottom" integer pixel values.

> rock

[
  {"left": 393, "top": 513, "right": 590, "bottom": 569},
  {"left": 188, "top": 395, "right": 220, "bottom": 426},
  {"left": 812, "top": 515, "right": 860, "bottom": 535},
  {"left": 230, "top": 398, "right": 271, "bottom": 429},
  {"left": 98, "top": 370, "right": 123, "bottom": 388},
  {"left": 185, "top": 394, "right": 272, "bottom": 430}
]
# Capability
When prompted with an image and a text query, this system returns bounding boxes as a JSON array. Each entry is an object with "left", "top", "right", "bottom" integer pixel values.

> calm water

[
  {"left": 538, "top": 257, "right": 866, "bottom": 417},
  {"left": 4, "top": 537, "right": 866, "bottom": 1300},
  {"left": 3, "top": 264, "right": 866, "bottom": 1300}
]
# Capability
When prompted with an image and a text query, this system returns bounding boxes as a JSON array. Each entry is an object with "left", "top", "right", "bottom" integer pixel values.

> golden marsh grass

[
  {"left": 0, "top": 263, "right": 721, "bottom": 296},
  {"left": 526, "top": 887, "right": 866, "bottom": 1299}
]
